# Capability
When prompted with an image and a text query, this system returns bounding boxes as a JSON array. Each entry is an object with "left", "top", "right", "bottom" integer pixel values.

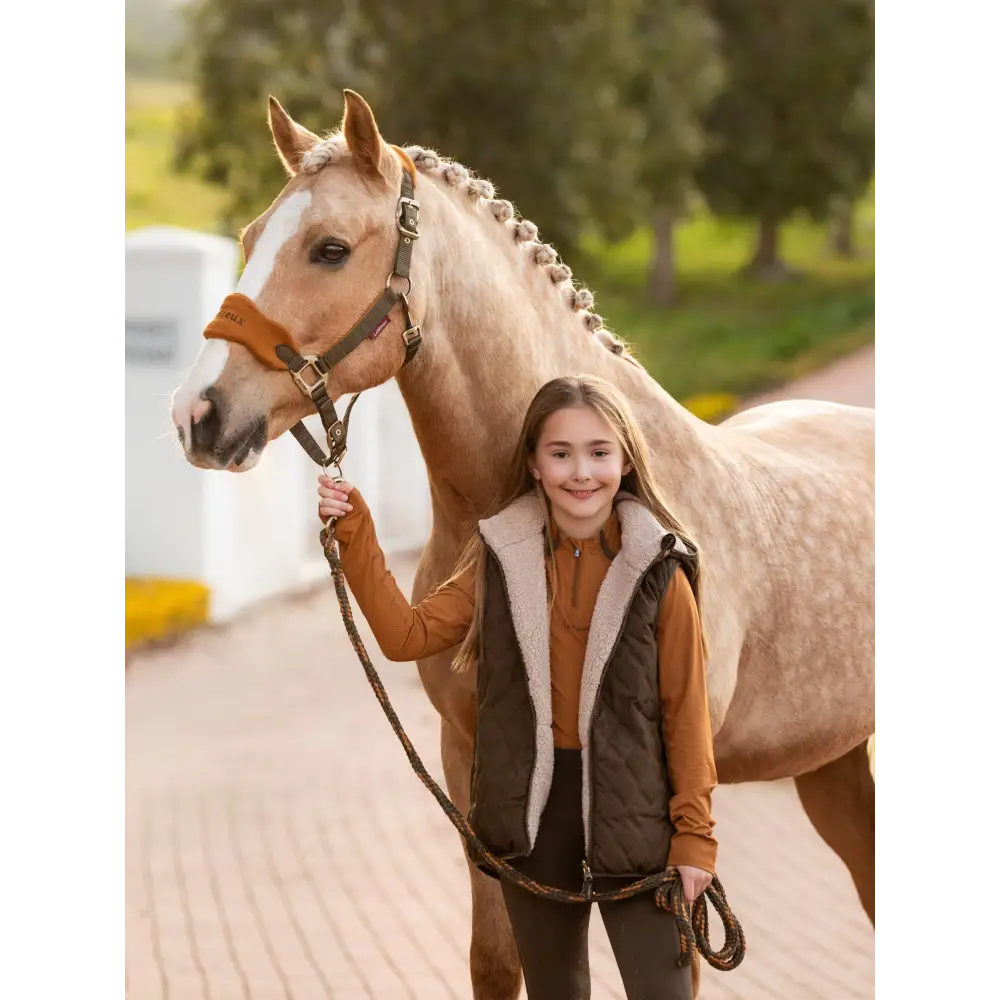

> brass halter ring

[{"left": 386, "top": 272, "right": 412, "bottom": 297}]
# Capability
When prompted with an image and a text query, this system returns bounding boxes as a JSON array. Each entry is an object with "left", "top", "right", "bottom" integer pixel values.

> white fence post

[{"left": 124, "top": 226, "right": 238, "bottom": 591}]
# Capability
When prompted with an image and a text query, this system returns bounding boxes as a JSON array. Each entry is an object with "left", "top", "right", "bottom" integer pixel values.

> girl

[{"left": 318, "top": 375, "right": 717, "bottom": 1000}]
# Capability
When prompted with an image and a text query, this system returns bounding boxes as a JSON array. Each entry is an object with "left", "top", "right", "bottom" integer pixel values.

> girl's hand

[
  {"left": 317, "top": 475, "right": 355, "bottom": 522},
  {"left": 675, "top": 865, "right": 713, "bottom": 906}
]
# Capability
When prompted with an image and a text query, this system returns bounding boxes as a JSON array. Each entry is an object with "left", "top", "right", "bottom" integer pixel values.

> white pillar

[
  {"left": 124, "top": 226, "right": 239, "bottom": 586},
  {"left": 376, "top": 382, "right": 432, "bottom": 552},
  {"left": 124, "top": 226, "right": 323, "bottom": 620}
]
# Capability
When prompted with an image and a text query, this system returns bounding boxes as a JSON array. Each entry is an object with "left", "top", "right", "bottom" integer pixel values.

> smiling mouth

[{"left": 563, "top": 487, "right": 600, "bottom": 500}]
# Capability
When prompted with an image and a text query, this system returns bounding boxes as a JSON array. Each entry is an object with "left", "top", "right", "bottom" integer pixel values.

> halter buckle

[
  {"left": 402, "top": 325, "right": 422, "bottom": 348},
  {"left": 326, "top": 421, "right": 348, "bottom": 465},
  {"left": 291, "top": 355, "right": 328, "bottom": 396},
  {"left": 397, "top": 196, "right": 420, "bottom": 239}
]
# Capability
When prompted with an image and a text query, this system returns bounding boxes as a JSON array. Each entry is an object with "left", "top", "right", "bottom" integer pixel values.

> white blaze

[
  {"left": 236, "top": 189, "right": 312, "bottom": 300},
  {"left": 171, "top": 190, "right": 312, "bottom": 445},
  {"left": 170, "top": 339, "right": 230, "bottom": 448}
]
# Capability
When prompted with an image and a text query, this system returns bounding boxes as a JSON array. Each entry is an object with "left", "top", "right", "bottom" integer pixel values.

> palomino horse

[{"left": 171, "top": 90, "right": 874, "bottom": 998}]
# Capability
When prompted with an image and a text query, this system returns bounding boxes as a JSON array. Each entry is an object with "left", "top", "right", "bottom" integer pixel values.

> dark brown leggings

[{"left": 501, "top": 750, "right": 692, "bottom": 1000}]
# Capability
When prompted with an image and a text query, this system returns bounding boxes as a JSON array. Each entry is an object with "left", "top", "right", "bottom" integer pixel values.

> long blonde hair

[{"left": 448, "top": 375, "right": 706, "bottom": 672}]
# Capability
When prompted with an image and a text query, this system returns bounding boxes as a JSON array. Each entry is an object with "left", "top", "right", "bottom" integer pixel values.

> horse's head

[{"left": 171, "top": 90, "right": 422, "bottom": 471}]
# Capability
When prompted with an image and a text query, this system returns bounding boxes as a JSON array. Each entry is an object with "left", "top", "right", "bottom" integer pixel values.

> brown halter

[{"left": 203, "top": 167, "right": 422, "bottom": 473}]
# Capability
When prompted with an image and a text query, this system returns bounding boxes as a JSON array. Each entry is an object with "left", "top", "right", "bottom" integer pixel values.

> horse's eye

[{"left": 313, "top": 240, "right": 349, "bottom": 265}]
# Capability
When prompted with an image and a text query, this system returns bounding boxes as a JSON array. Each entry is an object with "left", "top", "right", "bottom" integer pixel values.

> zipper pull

[{"left": 581, "top": 859, "right": 594, "bottom": 900}]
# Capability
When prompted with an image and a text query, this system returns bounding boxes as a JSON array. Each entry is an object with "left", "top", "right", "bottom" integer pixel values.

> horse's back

[{"left": 719, "top": 398, "right": 874, "bottom": 475}]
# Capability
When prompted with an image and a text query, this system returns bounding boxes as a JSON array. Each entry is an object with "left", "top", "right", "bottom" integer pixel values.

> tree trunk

[
  {"left": 752, "top": 216, "right": 780, "bottom": 270},
  {"left": 828, "top": 197, "right": 855, "bottom": 258},
  {"left": 746, "top": 215, "right": 795, "bottom": 281},
  {"left": 646, "top": 204, "right": 677, "bottom": 307}
]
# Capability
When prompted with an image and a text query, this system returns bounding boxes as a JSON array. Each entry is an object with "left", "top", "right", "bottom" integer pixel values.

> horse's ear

[
  {"left": 342, "top": 89, "right": 385, "bottom": 180},
  {"left": 268, "top": 96, "right": 321, "bottom": 176}
]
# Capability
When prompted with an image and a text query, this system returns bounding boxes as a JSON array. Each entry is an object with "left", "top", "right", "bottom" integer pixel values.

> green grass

[
  {"left": 579, "top": 205, "right": 874, "bottom": 404},
  {"left": 126, "top": 79, "right": 229, "bottom": 233},
  {"left": 125, "top": 78, "right": 874, "bottom": 410}
]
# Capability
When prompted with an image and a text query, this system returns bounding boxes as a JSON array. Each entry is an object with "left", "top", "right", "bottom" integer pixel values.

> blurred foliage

[
  {"left": 576, "top": 202, "right": 874, "bottom": 401},
  {"left": 125, "top": 0, "right": 186, "bottom": 79},
  {"left": 628, "top": 1, "right": 723, "bottom": 218},
  {"left": 696, "top": 0, "right": 875, "bottom": 271},
  {"left": 143, "top": 0, "right": 875, "bottom": 273},
  {"left": 626, "top": 0, "right": 723, "bottom": 303},
  {"left": 125, "top": 0, "right": 875, "bottom": 403},
  {"left": 173, "top": 0, "right": 374, "bottom": 232},
  {"left": 361, "top": 0, "right": 646, "bottom": 254},
  {"left": 171, "top": 0, "right": 635, "bottom": 253},
  {"left": 126, "top": 79, "right": 229, "bottom": 232}
]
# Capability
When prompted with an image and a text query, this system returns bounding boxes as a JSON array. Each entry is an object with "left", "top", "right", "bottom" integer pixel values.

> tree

[
  {"left": 626, "top": 0, "right": 722, "bottom": 305},
  {"left": 178, "top": 0, "right": 648, "bottom": 257},
  {"left": 828, "top": 53, "right": 874, "bottom": 259},
  {"left": 176, "top": 0, "right": 377, "bottom": 232},
  {"left": 696, "top": 0, "right": 875, "bottom": 279},
  {"left": 363, "top": 0, "right": 646, "bottom": 259}
]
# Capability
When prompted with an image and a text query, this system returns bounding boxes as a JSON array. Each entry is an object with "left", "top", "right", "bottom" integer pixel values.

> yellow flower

[
  {"left": 680, "top": 392, "right": 739, "bottom": 425},
  {"left": 125, "top": 579, "right": 210, "bottom": 651}
]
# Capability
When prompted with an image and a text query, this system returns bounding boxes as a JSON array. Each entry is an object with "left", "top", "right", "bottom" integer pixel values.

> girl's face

[{"left": 530, "top": 405, "right": 632, "bottom": 533}]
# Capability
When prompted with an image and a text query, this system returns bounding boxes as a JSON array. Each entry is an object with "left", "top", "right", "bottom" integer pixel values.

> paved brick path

[
  {"left": 739, "top": 344, "right": 875, "bottom": 411},
  {"left": 126, "top": 348, "right": 875, "bottom": 999}
]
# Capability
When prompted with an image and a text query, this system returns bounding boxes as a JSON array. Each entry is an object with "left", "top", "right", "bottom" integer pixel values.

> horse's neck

[{"left": 396, "top": 181, "right": 734, "bottom": 540}]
